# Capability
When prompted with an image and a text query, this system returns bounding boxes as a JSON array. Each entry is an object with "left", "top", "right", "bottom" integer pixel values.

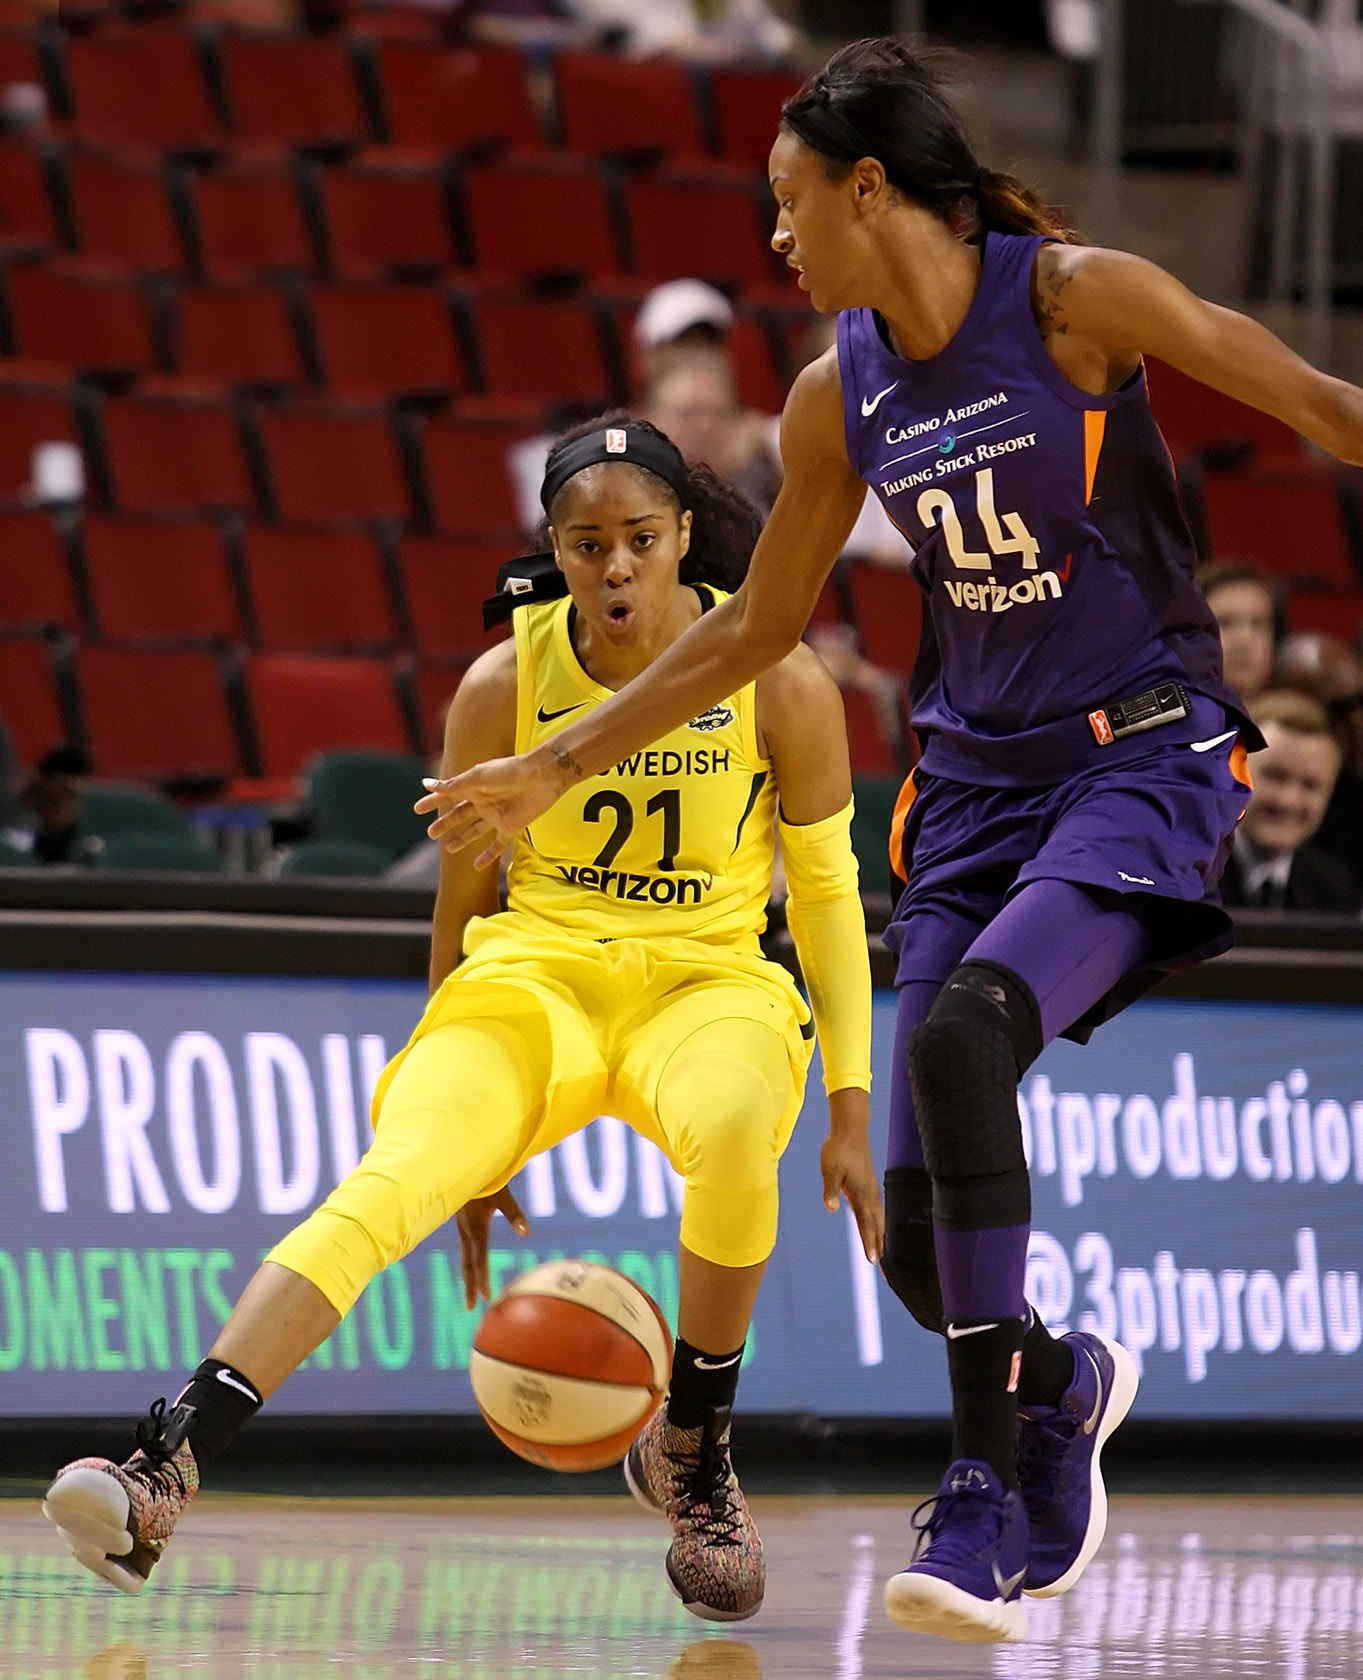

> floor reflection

[{"left": 2, "top": 1494, "right": 1361, "bottom": 1678}]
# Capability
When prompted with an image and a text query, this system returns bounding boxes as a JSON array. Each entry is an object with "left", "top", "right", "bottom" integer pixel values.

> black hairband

[{"left": 540, "top": 425, "right": 691, "bottom": 516}]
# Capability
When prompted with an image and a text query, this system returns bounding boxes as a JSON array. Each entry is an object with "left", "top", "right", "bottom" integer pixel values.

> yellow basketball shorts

[{"left": 269, "top": 916, "right": 815, "bottom": 1315}]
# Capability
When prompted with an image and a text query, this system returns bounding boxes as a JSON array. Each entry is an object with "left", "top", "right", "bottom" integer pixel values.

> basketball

[{"left": 470, "top": 1260, "right": 673, "bottom": 1471}]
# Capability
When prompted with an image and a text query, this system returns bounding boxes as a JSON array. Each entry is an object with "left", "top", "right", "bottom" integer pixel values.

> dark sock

[
  {"left": 945, "top": 1317, "right": 1025, "bottom": 1489},
  {"left": 1016, "top": 1306, "right": 1077, "bottom": 1408},
  {"left": 666, "top": 1337, "right": 744, "bottom": 1429},
  {"left": 170, "top": 1359, "right": 263, "bottom": 1467}
]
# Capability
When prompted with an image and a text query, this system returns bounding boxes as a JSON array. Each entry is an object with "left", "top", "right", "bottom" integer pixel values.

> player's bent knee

[
  {"left": 881, "top": 1166, "right": 944, "bottom": 1334},
  {"left": 907, "top": 961, "right": 1042, "bottom": 1182},
  {"left": 660, "top": 1049, "right": 786, "bottom": 1189}
]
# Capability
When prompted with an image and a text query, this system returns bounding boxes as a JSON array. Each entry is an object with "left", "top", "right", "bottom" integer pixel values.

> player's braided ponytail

[
  {"left": 543, "top": 412, "right": 761, "bottom": 593},
  {"left": 781, "top": 37, "right": 1074, "bottom": 244}
]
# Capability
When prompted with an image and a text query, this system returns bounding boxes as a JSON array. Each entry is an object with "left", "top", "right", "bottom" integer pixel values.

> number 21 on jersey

[{"left": 917, "top": 468, "right": 1041, "bottom": 574}]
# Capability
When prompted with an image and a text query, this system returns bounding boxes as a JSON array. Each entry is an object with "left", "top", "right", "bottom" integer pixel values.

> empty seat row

[
  {"left": 0, "top": 269, "right": 795, "bottom": 411},
  {"left": 0, "top": 629, "right": 472, "bottom": 784},
  {"left": 0, "top": 508, "right": 506, "bottom": 659},
  {"left": 3, "top": 23, "right": 800, "bottom": 163},
  {"left": 0, "top": 626, "right": 910, "bottom": 793},
  {"left": 0, "top": 139, "right": 788, "bottom": 295}
]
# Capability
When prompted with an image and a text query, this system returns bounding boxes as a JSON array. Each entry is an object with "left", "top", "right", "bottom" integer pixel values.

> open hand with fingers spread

[{"left": 415, "top": 752, "right": 572, "bottom": 869}]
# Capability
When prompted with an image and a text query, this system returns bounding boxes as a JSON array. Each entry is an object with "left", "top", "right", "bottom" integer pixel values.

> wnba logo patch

[{"left": 605, "top": 428, "right": 628, "bottom": 454}]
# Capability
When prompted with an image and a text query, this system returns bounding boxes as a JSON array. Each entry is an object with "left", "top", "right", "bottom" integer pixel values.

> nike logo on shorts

[
  {"left": 1190, "top": 729, "right": 1238, "bottom": 753},
  {"left": 861, "top": 382, "right": 898, "bottom": 417},
  {"left": 537, "top": 702, "right": 585, "bottom": 723}
]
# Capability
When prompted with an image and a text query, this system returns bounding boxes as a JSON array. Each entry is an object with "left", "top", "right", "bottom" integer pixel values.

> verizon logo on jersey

[
  {"left": 555, "top": 864, "right": 714, "bottom": 904},
  {"left": 943, "top": 570, "right": 1066, "bottom": 612}
]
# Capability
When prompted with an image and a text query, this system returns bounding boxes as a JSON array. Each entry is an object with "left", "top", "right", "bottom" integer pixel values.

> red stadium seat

[
  {"left": 554, "top": 51, "right": 703, "bottom": 158},
  {"left": 0, "top": 25, "right": 46, "bottom": 97},
  {"left": 73, "top": 644, "right": 244, "bottom": 780},
  {"left": 839, "top": 685, "right": 900, "bottom": 776},
  {"left": 0, "top": 629, "right": 73, "bottom": 766},
  {"left": 373, "top": 41, "right": 540, "bottom": 152},
  {"left": 242, "top": 525, "right": 399, "bottom": 651},
  {"left": 0, "top": 509, "right": 81, "bottom": 633},
  {"left": 708, "top": 67, "right": 805, "bottom": 168},
  {"left": 63, "top": 26, "right": 221, "bottom": 151},
  {"left": 0, "top": 366, "right": 81, "bottom": 502},
  {"left": 728, "top": 313, "right": 787, "bottom": 414},
  {"left": 64, "top": 144, "right": 186, "bottom": 274},
  {"left": 314, "top": 150, "right": 459, "bottom": 282},
  {"left": 463, "top": 151, "right": 620, "bottom": 282},
  {"left": 1286, "top": 589, "right": 1363, "bottom": 641},
  {"left": 419, "top": 405, "right": 540, "bottom": 534},
  {"left": 82, "top": 514, "right": 244, "bottom": 643},
  {"left": 254, "top": 400, "right": 413, "bottom": 524},
  {"left": 622, "top": 162, "right": 775, "bottom": 290},
  {"left": 0, "top": 138, "right": 59, "bottom": 253},
  {"left": 307, "top": 282, "right": 464, "bottom": 398},
  {"left": 1145, "top": 357, "right": 1303, "bottom": 466},
  {"left": 216, "top": 31, "right": 369, "bottom": 151},
  {"left": 243, "top": 651, "right": 413, "bottom": 777},
  {"left": 464, "top": 287, "right": 615, "bottom": 410},
  {"left": 847, "top": 561, "right": 924, "bottom": 678},
  {"left": 413, "top": 652, "right": 477, "bottom": 753},
  {"left": 5, "top": 261, "right": 155, "bottom": 374},
  {"left": 171, "top": 283, "right": 306, "bottom": 389},
  {"left": 1199, "top": 465, "right": 1362, "bottom": 591},
  {"left": 187, "top": 153, "right": 316, "bottom": 283},
  {"left": 395, "top": 532, "right": 504, "bottom": 657},
  {"left": 100, "top": 388, "right": 257, "bottom": 516}
]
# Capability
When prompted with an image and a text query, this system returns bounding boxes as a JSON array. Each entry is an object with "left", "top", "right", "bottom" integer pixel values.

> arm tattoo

[
  {"left": 1036, "top": 264, "right": 1074, "bottom": 338},
  {"left": 549, "top": 741, "right": 585, "bottom": 780}
]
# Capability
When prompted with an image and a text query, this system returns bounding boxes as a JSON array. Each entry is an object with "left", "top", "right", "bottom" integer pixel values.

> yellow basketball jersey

[{"left": 507, "top": 589, "right": 777, "bottom": 946}]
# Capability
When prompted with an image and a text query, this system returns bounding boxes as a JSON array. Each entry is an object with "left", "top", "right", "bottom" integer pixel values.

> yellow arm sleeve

[{"left": 779, "top": 799, "right": 872, "bottom": 1095}]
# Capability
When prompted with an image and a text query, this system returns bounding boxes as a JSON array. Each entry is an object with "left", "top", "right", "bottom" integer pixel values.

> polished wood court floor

[{"left": 3, "top": 1491, "right": 1361, "bottom": 1678}]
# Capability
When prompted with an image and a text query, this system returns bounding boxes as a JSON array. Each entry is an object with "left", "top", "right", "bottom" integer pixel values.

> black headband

[{"left": 540, "top": 425, "right": 691, "bottom": 516}]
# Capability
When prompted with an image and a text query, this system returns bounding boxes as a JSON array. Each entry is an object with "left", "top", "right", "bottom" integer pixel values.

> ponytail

[
  {"left": 782, "top": 38, "right": 1074, "bottom": 243},
  {"left": 542, "top": 411, "right": 762, "bottom": 593}
]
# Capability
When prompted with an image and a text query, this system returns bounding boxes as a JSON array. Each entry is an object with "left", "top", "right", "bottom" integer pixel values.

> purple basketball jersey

[{"left": 836, "top": 231, "right": 1247, "bottom": 786}]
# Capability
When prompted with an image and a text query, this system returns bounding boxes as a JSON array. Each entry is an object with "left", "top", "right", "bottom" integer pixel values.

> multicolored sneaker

[
  {"left": 43, "top": 1399, "right": 199, "bottom": 1594},
  {"left": 883, "top": 1459, "right": 1029, "bottom": 1644},
  {"left": 624, "top": 1403, "right": 764, "bottom": 1622},
  {"left": 1017, "top": 1329, "right": 1139, "bottom": 1598}
]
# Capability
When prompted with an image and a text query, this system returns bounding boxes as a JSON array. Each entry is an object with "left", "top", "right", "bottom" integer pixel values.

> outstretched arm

[
  {"left": 1039, "top": 243, "right": 1363, "bottom": 463},
  {"left": 417, "top": 351, "right": 869, "bottom": 863}
]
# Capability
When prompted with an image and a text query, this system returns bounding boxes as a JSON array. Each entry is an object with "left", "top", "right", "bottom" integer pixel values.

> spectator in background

[
  {"left": 1272, "top": 629, "right": 1363, "bottom": 889},
  {"left": 630, "top": 278, "right": 737, "bottom": 392},
  {"left": 1220, "top": 690, "right": 1361, "bottom": 913},
  {"left": 559, "top": 0, "right": 799, "bottom": 63},
  {"left": 0, "top": 714, "right": 31, "bottom": 855},
  {"left": 1198, "top": 560, "right": 1279, "bottom": 705},
  {"left": 642, "top": 348, "right": 781, "bottom": 515}
]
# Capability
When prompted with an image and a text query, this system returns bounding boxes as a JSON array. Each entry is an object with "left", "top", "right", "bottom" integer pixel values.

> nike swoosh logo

[
  {"left": 537, "top": 702, "right": 585, "bottom": 723},
  {"left": 1082, "top": 1351, "right": 1104, "bottom": 1434},
  {"left": 992, "top": 1561, "right": 1026, "bottom": 1599},
  {"left": 1190, "top": 729, "right": 1238, "bottom": 753},
  {"left": 945, "top": 1321, "right": 1000, "bottom": 1340},
  {"left": 216, "top": 1369, "right": 260, "bottom": 1402},
  {"left": 861, "top": 382, "right": 898, "bottom": 417},
  {"left": 693, "top": 1353, "right": 742, "bottom": 1371}
]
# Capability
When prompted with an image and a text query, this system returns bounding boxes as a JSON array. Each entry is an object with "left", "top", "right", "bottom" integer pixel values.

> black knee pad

[
  {"left": 880, "top": 1166, "right": 944, "bottom": 1334},
  {"left": 907, "top": 960, "right": 1042, "bottom": 1183}
]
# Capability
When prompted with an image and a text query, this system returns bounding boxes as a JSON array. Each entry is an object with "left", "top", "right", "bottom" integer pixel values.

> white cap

[{"left": 633, "top": 279, "right": 734, "bottom": 350}]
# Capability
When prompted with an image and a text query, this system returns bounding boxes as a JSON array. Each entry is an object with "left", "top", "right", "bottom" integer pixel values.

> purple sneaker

[
  {"left": 883, "top": 1459, "right": 1028, "bottom": 1644},
  {"left": 1018, "top": 1329, "right": 1139, "bottom": 1598}
]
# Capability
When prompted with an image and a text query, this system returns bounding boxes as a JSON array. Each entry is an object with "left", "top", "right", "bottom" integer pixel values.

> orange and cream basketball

[{"left": 470, "top": 1260, "right": 672, "bottom": 1471}]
